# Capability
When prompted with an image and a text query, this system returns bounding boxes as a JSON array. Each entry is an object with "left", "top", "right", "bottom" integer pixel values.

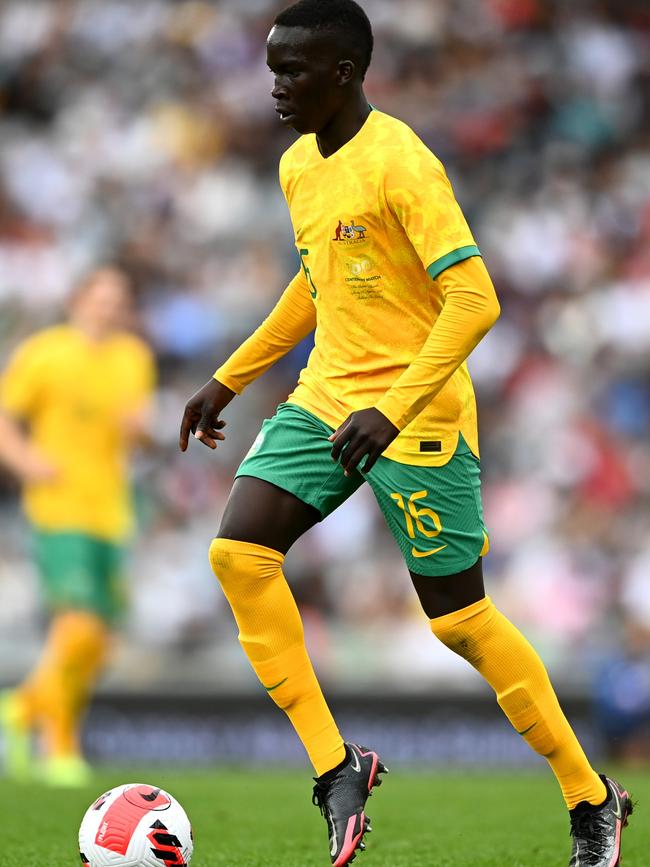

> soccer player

[
  {"left": 179, "top": 1, "right": 632, "bottom": 863},
  {"left": 0, "top": 266, "right": 155, "bottom": 787}
]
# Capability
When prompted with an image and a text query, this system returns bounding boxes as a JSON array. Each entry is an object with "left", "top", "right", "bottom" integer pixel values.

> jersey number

[
  {"left": 390, "top": 490, "right": 442, "bottom": 540},
  {"left": 299, "top": 248, "right": 318, "bottom": 299}
]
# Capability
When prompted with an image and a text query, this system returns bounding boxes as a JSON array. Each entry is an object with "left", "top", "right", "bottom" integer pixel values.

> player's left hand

[{"left": 329, "top": 408, "right": 399, "bottom": 475}]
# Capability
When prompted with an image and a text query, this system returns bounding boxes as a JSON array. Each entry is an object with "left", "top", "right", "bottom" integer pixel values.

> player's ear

[{"left": 336, "top": 59, "right": 356, "bottom": 86}]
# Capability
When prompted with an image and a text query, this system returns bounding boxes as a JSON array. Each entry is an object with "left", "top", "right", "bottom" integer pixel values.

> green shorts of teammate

[
  {"left": 32, "top": 530, "right": 126, "bottom": 622},
  {"left": 236, "top": 403, "right": 489, "bottom": 577}
]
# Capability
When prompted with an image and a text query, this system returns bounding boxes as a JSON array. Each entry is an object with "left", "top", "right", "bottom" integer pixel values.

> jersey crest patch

[{"left": 332, "top": 218, "right": 368, "bottom": 243}]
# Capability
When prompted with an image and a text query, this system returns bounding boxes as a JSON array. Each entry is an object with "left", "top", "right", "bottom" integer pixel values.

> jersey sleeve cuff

[
  {"left": 375, "top": 395, "right": 407, "bottom": 432},
  {"left": 213, "top": 369, "right": 244, "bottom": 395},
  {"left": 426, "top": 245, "right": 481, "bottom": 280}
]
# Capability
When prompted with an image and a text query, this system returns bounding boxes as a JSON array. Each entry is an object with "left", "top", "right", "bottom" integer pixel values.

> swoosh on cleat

[{"left": 328, "top": 809, "right": 338, "bottom": 858}]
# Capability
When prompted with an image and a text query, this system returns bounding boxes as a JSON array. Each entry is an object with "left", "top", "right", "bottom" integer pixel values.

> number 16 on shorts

[{"left": 390, "top": 490, "right": 447, "bottom": 559}]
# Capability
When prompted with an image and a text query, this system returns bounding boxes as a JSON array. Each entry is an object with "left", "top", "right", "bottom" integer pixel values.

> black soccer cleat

[
  {"left": 312, "top": 742, "right": 388, "bottom": 866},
  {"left": 568, "top": 775, "right": 633, "bottom": 866}
]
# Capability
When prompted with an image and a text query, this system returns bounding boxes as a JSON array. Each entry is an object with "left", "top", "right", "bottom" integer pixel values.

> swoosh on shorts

[{"left": 411, "top": 544, "right": 448, "bottom": 558}]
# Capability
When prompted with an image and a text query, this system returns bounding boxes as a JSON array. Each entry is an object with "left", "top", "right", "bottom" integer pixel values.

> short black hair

[{"left": 274, "top": 0, "right": 373, "bottom": 80}]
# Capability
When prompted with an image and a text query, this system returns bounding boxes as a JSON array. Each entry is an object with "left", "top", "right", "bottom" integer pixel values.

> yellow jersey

[
  {"left": 0, "top": 324, "right": 155, "bottom": 541},
  {"left": 217, "top": 108, "right": 499, "bottom": 465}
]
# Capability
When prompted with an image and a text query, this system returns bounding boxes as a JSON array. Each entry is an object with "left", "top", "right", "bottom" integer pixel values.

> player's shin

[
  {"left": 20, "top": 610, "right": 109, "bottom": 759},
  {"left": 429, "top": 596, "right": 607, "bottom": 810},
  {"left": 209, "top": 537, "right": 345, "bottom": 776}
]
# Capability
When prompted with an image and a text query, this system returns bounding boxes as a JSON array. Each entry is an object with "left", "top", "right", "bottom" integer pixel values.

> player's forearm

[
  {"left": 0, "top": 412, "right": 29, "bottom": 473},
  {"left": 215, "top": 273, "right": 316, "bottom": 393},
  {"left": 0, "top": 412, "right": 47, "bottom": 480},
  {"left": 375, "top": 257, "right": 500, "bottom": 430},
  {"left": 215, "top": 318, "right": 312, "bottom": 393}
]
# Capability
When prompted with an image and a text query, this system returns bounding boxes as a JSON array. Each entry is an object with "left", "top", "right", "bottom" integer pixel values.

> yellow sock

[
  {"left": 430, "top": 596, "right": 606, "bottom": 809},
  {"left": 17, "top": 610, "right": 109, "bottom": 758},
  {"left": 210, "top": 537, "right": 345, "bottom": 776}
]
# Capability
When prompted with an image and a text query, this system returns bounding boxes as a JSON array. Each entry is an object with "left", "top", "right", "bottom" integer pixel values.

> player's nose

[{"left": 271, "top": 80, "right": 288, "bottom": 100}]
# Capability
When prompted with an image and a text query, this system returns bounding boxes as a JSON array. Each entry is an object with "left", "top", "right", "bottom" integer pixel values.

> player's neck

[
  {"left": 316, "top": 92, "right": 371, "bottom": 159},
  {"left": 70, "top": 316, "right": 113, "bottom": 343}
]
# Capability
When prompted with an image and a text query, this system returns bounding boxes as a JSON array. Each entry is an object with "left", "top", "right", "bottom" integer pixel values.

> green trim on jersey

[{"left": 427, "top": 245, "right": 481, "bottom": 280}]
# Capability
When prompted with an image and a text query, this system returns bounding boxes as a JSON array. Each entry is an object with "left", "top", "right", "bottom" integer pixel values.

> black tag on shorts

[{"left": 419, "top": 441, "right": 442, "bottom": 453}]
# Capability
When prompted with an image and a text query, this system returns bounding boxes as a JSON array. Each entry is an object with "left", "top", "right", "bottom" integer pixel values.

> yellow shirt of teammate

[
  {"left": 0, "top": 323, "right": 155, "bottom": 542},
  {"left": 217, "top": 108, "right": 497, "bottom": 466}
]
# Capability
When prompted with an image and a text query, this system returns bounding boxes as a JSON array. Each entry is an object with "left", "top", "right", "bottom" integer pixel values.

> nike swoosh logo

[
  {"left": 411, "top": 544, "right": 448, "bottom": 558},
  {"left": 262, "top": 677, "right": 288, "bottom": 692},
  {"left": 612, "top": 788, "right": 623, "bottom": 820},
  {"left": 349, "top": 749, "right": 361, "bottom": 773},
  {"left": 328, "top": 810, "right": 338, "bottom": 856},
  {"left": 517, "top": 723, "right": 537, "bottom": 736}
]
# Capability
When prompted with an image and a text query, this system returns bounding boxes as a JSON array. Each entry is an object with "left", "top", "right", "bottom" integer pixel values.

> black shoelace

[
  {"left": 570, "top": 811, "right": 608, "bottom": 861},
  {"left": 312, "top": 767, "right": 347, "bottom": 815},
  {"left": 312, "top": 780, "right": 329, "bottom": 816}
]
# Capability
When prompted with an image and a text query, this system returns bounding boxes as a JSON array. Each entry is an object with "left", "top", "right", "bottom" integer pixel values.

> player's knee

[
  {"left": 209, "top": 538, "right": 249, "bottom": 596},
  {"left": 498, "top": 685, "right": 557, "bottom": 755},
  {"left": 49, "top": 612, "right": 109, "bottom": 678},
  {"left": 54, "top": 610, "right": 107, "bottom": 650},
  {"left": 208, "top": 536, "right": 284, "bottom": 591},
  {"left": 209, "top": 537, "right": 235, "bottom": 581}
]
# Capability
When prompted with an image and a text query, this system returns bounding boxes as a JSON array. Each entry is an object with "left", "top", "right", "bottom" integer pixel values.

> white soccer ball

[{"left": 78, "top": 783, "right": 193, "bottom": 867}]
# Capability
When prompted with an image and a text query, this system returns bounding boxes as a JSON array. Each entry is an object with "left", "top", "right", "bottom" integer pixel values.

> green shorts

[
  {"left": 32, "top": 531, "right": 126, "bottom": 622},
  {"left": 236, "top": 403, "right": 489, "bottom": 577}
]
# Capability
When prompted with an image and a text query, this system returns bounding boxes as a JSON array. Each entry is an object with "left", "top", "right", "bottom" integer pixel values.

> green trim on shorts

[
  {"left": 236, "top": 403, "right": 488, "bottom": 577},
  {"left": 32, "top": 530, "right": 126, "bottom": 622}
]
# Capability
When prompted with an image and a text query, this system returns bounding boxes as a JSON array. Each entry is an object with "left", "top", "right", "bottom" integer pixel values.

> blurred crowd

[{"left": 0, "top": 0, "right": 649, "bottom": 727}]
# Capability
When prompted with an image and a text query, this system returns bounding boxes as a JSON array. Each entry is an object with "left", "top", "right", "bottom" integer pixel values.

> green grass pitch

[{"left": 1, "top": 767, "right": 648, "bottom": 865}]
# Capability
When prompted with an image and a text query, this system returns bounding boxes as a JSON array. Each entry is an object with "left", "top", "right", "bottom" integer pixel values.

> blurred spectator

[{"left": 593, "top": 616, "right": 650, "bottom": 763}]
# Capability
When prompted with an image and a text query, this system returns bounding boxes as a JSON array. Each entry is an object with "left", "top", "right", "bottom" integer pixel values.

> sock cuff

[
  {"left": 429, "top": 595, "right": 494, "bottom": 633},
  {"left": 209, "top": 537, "right": 285, "bottom": 564}
]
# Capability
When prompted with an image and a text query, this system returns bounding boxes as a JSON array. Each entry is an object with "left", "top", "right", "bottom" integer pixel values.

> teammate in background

[
  {"left": 180, "top": 1, "right": 632, "bottom": 864},
  {"left": 0, "top": 266, "right": 155, "bottom": 787}
]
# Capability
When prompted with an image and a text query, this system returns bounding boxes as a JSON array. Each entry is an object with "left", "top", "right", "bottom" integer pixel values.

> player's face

[
  {"left": 71, "top": 270, "right": 133, "bottom": 333},
  {"left": 267, "top": 25, "right": 346, "bottom": 135}
]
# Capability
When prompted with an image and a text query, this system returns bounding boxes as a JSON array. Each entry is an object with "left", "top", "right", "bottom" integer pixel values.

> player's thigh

[
  {"left": 92, "top": 537, "right": 126, "bottom": 622},
  {"left": 218, "top": 476, "right": 320, "bottom": 552},
  {"left": 32, "top": 530, "right": 122, "bottom": 621},
  {"left": 218, "top": 403, "right": 363, "bottom": 553},
  {"left": 366, "top": 434, "right": 489, "bottom": 615}
]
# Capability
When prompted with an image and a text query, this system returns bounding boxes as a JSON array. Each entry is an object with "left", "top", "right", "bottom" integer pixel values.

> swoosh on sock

[{"left": 262, "top": 677, "right": 288, "bottom": 692}]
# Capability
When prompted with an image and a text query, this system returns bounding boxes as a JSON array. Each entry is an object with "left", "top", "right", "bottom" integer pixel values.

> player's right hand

[
  {"left": 179, "top": 377, "right": 235, "bottom": 452},
  {"left": 17, "top": 451, "right": 58, "bottom": 484}
]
